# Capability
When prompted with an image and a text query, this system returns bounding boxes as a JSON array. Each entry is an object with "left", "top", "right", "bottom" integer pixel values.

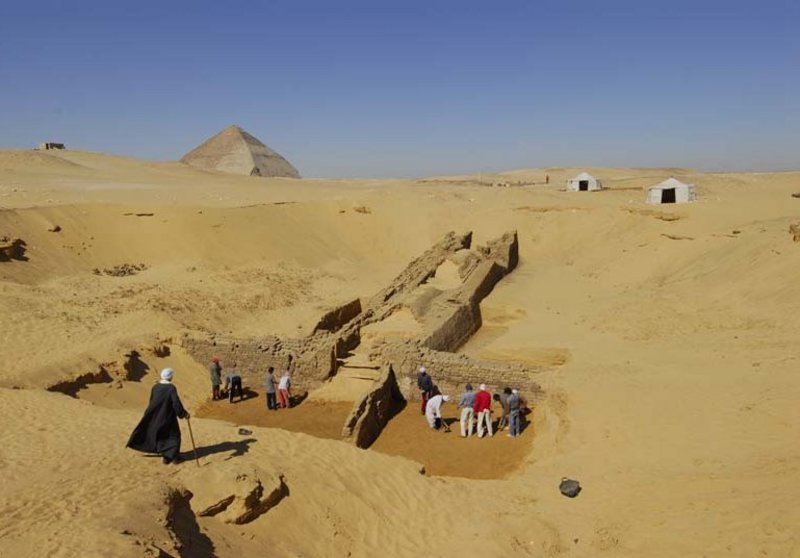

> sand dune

[{"left": 1, "top": 149, "right": 799, "bottom": 556}]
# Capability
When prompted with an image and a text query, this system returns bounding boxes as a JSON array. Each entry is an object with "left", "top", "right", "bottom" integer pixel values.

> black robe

[{"left": 127, "top": 382, "right": 188, "bottom": 456}]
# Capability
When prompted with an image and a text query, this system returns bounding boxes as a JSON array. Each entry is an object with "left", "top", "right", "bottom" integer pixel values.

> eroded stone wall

[
  {"left": 181, "top": 334, "right": 335, "bottom": 393},
  {"left": 341, "top": 365, "right": 405, "bottom": 449},
  {"left": 372, "top": 340, "right": 543, "bottom": 402},
  {"left": 181, "top": 229, "right": 544, "bottom": 407}
]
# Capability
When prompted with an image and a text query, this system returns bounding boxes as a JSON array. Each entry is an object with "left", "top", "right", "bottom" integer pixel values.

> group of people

[
  {"left": 209, "top": 356, "right": 294, "bottom": 409},
  {"left": 126, "top": 354, "right": 297, "bottom": 466},
  {"left": 209, "top": 356, "right": 244, "bottom": 403},
  {"left": 418, "top": 366, "right": 528, "bottom": 438},
  {"left": 263, "top": 360, "right": 293, "bottom": 410},
  {"left": 127, "top": 359, "right": 527, "bottom": 467}
]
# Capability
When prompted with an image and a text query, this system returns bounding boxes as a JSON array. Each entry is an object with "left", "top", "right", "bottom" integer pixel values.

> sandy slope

[{"left": 1, "top": 149, "right": 799, "bottom": 556}]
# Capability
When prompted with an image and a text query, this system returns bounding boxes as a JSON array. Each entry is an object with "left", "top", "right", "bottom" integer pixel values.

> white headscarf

[
  {"left": 442, "top": 395, "right": 450, "bottom": 402},
  {"left": 160, "top": 368, "right": 174, "bottom": 383},
  {"left": 479, "top": 383, "right": 487, "bottom": 391}
]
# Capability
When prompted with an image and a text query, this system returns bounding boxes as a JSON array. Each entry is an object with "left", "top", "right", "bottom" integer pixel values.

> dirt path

[
  {"left": 195, "top": 393, "right": 353, "bottom": 441},
  {"left": 371, "top": 403, "right": 534, "bottom": 479},
  {"left": 197, "top": 392, "right": 534, "bottom": 480}
]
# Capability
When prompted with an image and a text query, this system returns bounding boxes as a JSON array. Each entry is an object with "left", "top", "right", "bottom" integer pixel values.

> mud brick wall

[
  {"left": 417, "top": 234, "right": 517, "bottom": 353},
  {"left": 312, "top": 298, "right": 362, "bottom": 334},
  {"left": 419, "top": 302, "right": 480, "bottom": 353},
  {"left": 182, "top": 334, "right": 336, "bottom": 393},
  {"left": 373, "top": 341, "right": 543, "bottom": 402},
  {"left": 365, "top": 231, "right": 472, "bottom": 310}
]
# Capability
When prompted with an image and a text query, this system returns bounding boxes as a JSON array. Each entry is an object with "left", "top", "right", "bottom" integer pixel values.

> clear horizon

[{"left": 1, "top": 0, "right": 798, "bottom": 178}]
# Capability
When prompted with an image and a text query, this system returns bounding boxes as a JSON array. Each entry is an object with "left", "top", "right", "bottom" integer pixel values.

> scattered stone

[
  {"left": 93, "top": 263, "right": 149, "bottom": 276},
  {"left": 194, "top": 467, "right": 289, "bottom": 524},
  {"left": 353, "top": 206, "right": 371, "bottom": 214},
  {"left": 559, "top": 478, "right": 581, "bottom": 498},
  {"left": 48, "top": 225, "right": 62, "bottom": 232},
  {"left": 792, "top": 193, "right": 800, "bottom": 198},
  {"left": 238, "top": 428, "right": 253, "bottom": 436},
  {"left": 0, "top": 236, "right": 26, "bottom": 261}
]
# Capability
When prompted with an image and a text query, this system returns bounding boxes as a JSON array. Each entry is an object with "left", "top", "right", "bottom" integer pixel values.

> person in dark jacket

[
  {"left": 126, "top": 368, "right": 190, "bottom": 464},
  {"left": 496, "top": 387, "right": 512, "bottom": 431},
  {"left": 417, "top": 366, "right": 434, "bottom": 415},
  {"left": 210, "top": 356, "right": 222, "bottom": 400},
  {"left": 264, "top": 366, "right": 277, "bottom": 410},
  {"left": 222, "top": 363, "right": 244, "bottom": 403}
]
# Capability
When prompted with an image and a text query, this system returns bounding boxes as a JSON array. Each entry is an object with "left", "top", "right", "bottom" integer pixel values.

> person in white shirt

[
  {"left": 425, "top": 394, "right": 450, "bottom": 429},
  {"left": 278, "top": 371, "right": 291, "bottom": 409}
]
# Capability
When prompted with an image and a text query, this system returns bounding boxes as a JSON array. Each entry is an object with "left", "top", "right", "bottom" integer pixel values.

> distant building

[
  {"left": 36, "top": 142, "right": 66, "bottom": 150},
  {"left": 566, "top": 172, "right": 602, "bottom": 192},
  {"left": 646, "top": 177, "right": 696, "bottom": 204}
]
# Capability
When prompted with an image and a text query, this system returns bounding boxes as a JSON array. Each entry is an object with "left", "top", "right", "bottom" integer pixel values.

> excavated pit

[
  {"left": 47, "top": 230, "right": 546, "bottom": 479},
  {"left": 190, "top": 230, "right": 543, "bottom": 479}
]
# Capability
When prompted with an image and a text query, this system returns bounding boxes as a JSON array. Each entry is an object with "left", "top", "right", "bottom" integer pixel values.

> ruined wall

[
  {"left": 312, "top": 298, "right": 362, "bottom": 334},
  {"left": 419, "top": 302, "right": 480, "bottom": 353},
  {"left": 180, "top": 230, "right": 541, "bottom": 403},
  {"left": 341, "top": 365, "right": 405, "bottom": 449},
  {"left": 181, "top": 334, "right": 336, "bottom": 393},
  {"left": 365, "top": 231, "right": 472, "bottom": 310},
  {"left": 416, "top": 232, "right": 518, "bottom": 353},
  {"left": 478, "top": 230, "right": 519, "bottom": 273},
  {"left": 373, "top": 340, "right": 543, "bottom": 402}
]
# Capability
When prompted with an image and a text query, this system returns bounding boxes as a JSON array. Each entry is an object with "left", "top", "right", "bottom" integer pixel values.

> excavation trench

[{"left": 194, "top": 392, "right": 534, "bottom": 480}]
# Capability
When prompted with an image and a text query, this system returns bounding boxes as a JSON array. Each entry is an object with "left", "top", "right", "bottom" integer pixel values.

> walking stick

[{"left": 186, "top": 417, "right": 200, "bottom": 468}]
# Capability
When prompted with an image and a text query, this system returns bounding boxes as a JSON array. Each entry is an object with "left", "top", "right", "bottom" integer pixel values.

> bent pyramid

[{"left": 180, "top": 125, "right": 300, "bottom": 178}]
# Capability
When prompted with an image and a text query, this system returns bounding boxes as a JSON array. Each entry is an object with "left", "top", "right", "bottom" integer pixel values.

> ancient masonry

[
  {"left": 182, "top": 230, "right": 545, "bottom": 447},
  {"left": 0, "top": 237, "right": 26, "bottom": 261}
]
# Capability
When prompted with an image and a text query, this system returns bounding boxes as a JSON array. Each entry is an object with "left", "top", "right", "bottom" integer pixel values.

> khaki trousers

[
  {"left": 460, "top": 407, "right": 474, "bottom": 437},
  {"left": 477, "top": 410, "right": 493, "bottom": 438}
]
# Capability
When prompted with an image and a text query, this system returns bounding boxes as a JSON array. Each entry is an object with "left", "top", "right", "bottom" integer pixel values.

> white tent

[
  {"left": 567, "top": 172, "right": 602, "bottom": 192},
  {"left": 646, "top": 178, "right": 696, "bottom": 204}
]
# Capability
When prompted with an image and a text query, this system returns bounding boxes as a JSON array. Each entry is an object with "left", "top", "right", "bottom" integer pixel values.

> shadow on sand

[{"left": 191, "top": 438, "right": 257, "bottom": 461}]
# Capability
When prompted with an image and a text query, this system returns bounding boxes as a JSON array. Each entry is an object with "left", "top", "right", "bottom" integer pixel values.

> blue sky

[{"left": 1, "top": 0, "right": 798, "bottom": 177}]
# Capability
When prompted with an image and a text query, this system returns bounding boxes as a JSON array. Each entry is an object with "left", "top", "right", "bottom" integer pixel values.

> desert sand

[{"left": 1, "top": 148, "right": 799, "bottom": 557}]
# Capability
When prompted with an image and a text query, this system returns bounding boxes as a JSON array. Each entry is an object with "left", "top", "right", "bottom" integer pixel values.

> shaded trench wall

[{"left": 341, "top": 365, "right": 405, "bottom": 449}]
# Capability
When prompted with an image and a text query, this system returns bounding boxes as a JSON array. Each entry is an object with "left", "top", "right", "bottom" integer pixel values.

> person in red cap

[{"left": 209, "top": 356, "right": 222, "bottom": 400}]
